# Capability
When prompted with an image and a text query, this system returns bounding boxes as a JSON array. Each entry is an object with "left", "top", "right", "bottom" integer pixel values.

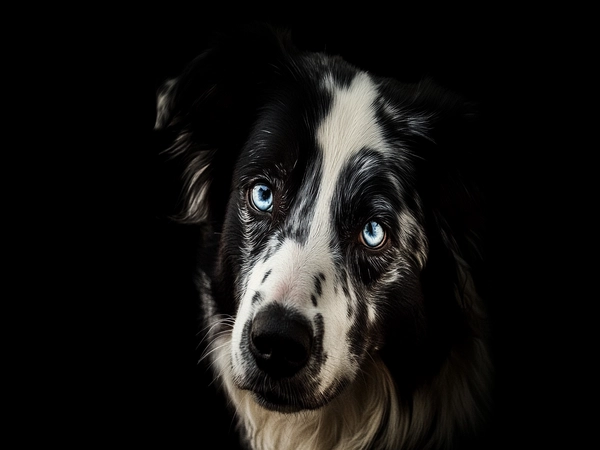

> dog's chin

[
  {"left": 238, "top": 372, "right": 351, "bottom": 414},
  {"left": 251, "top": 390, "right": 318, "bottom": 413},
  {"left": 238, "top": 381, "right": 325, "bottom": 413},
  {"left": 236, "top": 376, "right": 338, "bottom": 413}
]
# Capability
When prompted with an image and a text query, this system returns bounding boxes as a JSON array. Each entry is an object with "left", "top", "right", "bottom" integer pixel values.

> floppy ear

[
  {"left": 407, "top": 81, "right": 486, "bottom": 313},
  {"left": 155, "top": 25, "right": 296, "bottom": 224}
]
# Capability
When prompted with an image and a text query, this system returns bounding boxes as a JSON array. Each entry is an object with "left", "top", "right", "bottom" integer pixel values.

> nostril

[
  {"left": 250, "top": 304, "right": 313, "bottom": 378},
  {"left": 251, "top": 333, "right": 274, "bottom": 359},
  {"left": 285, "top": 337, "right": 311, "bottom": 366},
  {"left": 251, "top": 327, "right": 310, "bottom": 364}
]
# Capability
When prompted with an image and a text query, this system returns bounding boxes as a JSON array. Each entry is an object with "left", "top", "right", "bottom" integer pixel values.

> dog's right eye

[
  {"left": 360, "top": 220, "right": 386, "bottom": 249},
  {"left": 250, "top": 183, "right": 274, "bottom": 212}
]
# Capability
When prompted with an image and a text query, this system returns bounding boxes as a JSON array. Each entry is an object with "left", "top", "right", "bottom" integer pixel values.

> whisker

[
  {"left": 196, "top": 321, "right": 233, "bottom": 350},
  {"left": 198, "top": 339, "right": 231, "bottom": 366}
]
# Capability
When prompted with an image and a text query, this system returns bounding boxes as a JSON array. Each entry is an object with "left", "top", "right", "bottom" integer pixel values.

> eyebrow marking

[{"left": 261, "top": 269, "right": 272, "bottom": 284}]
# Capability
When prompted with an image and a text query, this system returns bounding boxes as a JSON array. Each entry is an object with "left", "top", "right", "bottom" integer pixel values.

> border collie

[{"left": 155, "top": 25, "right": 492, "bottom": 450}]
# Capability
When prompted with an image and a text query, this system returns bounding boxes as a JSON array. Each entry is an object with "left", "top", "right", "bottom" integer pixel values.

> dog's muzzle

[{"left": 249, "top": 303, "right": 313, "bottom": 379}]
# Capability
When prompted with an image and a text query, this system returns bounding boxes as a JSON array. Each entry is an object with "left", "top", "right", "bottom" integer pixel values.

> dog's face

[
  {"left": 156, "top": 28, "right": 477, "bottom": 414},
  {"left": 223, "top": 71, "right": 431, "bottom": 412}
]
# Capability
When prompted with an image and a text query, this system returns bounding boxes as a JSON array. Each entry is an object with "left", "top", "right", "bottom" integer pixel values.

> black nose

[{"left": 249, "top": 303, "right": 313, "bottom": 379}]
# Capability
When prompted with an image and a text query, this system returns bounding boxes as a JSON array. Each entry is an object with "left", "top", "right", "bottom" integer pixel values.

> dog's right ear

[{"left": 155, "top": 25, "right": 296, "bottom": 224}]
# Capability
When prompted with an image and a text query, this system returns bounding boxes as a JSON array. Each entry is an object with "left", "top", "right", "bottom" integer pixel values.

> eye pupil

[
  {"left": 361, "top": 220, "right": 385, "bottom": 248},
  {"left": 251, "top": 183, "right": 273, "bottom": 212}
]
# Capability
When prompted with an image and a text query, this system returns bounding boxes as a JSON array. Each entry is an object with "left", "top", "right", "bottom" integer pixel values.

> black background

[{"left": 40, "top": 10, "right": 578, "bottom": 449}]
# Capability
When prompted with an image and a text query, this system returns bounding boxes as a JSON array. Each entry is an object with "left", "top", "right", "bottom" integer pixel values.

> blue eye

[
  {"left": 361, "top": 220, "right": 386, "bottom": 248},
  {"left": 251, "top": 183, "right": 273, "bottom": 212}
]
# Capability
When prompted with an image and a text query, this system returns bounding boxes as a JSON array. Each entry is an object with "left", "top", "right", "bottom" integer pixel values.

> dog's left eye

[
  {"left": 250, "top": 182, "right": 274, "bottom": 212},
  {"left": 361, "top": 220, "right": 386, "bottom": 248}
]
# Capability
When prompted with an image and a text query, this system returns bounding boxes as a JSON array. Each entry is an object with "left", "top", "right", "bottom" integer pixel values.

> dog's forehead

[
  {"left": 318, "top": 71, "right": 387, "bottom": 161},
  {"left": 315, "top": 70, "right": 391, "bottom": 195},
  {"left": 311, "top": 71, "right": 393, "bottom": 229},
  {"left": 241, "top": 64, "right": 392, "bottom": 175}
]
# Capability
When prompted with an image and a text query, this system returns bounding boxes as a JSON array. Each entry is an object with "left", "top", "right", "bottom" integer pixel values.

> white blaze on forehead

[
  {"left": 319, "top": 72, "right": 386, "bottom": 159},
  {"left": 311, "top": 72, "right": 387, "bottom": 239}
]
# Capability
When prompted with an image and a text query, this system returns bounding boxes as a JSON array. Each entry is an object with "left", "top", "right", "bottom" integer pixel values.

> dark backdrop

[{"left": 73, "top": 13, "right": 560, "bottom": 449}]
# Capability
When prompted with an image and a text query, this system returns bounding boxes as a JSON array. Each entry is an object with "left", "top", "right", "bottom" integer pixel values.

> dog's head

[{"left": 156, "top": 26, "right": 483, "bottom": 413}]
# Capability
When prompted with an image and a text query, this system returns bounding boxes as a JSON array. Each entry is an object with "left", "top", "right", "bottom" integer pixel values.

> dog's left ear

[
  {"left": 408, "top": 81, "right": 486, "bottom": 300},
  {"left": 155, "top": 24, "right": 297, "bottom": 224}
]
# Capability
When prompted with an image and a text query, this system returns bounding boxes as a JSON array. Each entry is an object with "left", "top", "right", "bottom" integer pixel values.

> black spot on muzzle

[{"left": 250, "top": 303, "right": 313, "bottom": 379}]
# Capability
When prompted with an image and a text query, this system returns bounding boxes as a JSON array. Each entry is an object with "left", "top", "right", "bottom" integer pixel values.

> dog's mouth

[
  {"left": 249, "top": 384, "right": 317, "bottom": 413},
  {"left": 240, "top": 373, "right": 350, "bottom": 413}
]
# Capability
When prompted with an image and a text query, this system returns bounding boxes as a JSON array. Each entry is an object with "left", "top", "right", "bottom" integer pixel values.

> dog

[{"left": 155, "top": 25, "right": 492, "bottom": 450}]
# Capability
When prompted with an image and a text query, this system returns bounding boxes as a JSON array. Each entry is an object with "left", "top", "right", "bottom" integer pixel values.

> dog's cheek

[
  {"left": 217, "top": 194, "right": 271, "bottom": 295},
  {"left": 315, "top": 285, "right": 373, "bottom": 390},
  {"left": 228, "top": 243, "right": 280, "bottom": 382},
  {"left": 347, "top": 293, "right": 378, "bottom": 361},
  {"left": 229, "top": 303, "right": 254, "bottom": 382}
]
